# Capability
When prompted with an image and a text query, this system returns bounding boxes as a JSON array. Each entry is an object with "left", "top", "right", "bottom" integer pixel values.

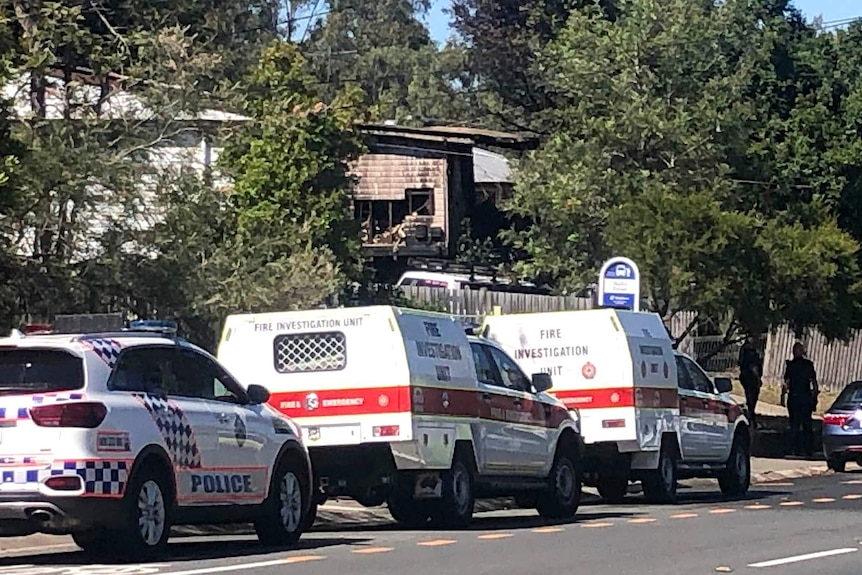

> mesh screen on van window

[{"left": 274, "top": 332, "right": 347, "bottom": 373}]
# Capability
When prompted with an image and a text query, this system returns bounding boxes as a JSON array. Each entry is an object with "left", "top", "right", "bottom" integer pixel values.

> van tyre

[
  {"left": 430, "top": 453, "right": 474, "bottom": 528},
  {"left": 388, "top": 476, "right": 431, "bottom": 528},
  {"left": 643, "top": 440, "right": 678, "bottom": 504},
  {"left": 597, "top": 477, "right": 628, "bottom": 504},
  {"left": 536, "top": 446, "right": 581, "bottom": 519},
  {"left": 117, "top": 466, "right": 172, "bottom": 559},
  {"left": 255, "top": 454, "right": 308, "bottom": 547},
  {"left": 718, "top": 434, "right": 751, "bottom": 496},
  {"left": 301, "top": 501, "right": 318, "bottom": 531}
]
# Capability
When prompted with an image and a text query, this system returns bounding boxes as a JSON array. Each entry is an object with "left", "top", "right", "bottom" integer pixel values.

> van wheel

[
  {"left": 255, "top": 454, "right": 308, "bottom": 546},
  {"left": 643, "top": 440, "right": 678, "bottom": 503},
  {"left": 718, "top": 434, "right": 751, "bottom": 496},
  {"left": 387, "top": 477, "right": 431, "bottom": 528},
  {"left": 536, "top": 446, "right": 581, "bottom": 519},
  {"left": 301, "top": 501, "right": 318, "bottom": 531},
  {"left": 597, "top": 477, "right": 628, "bottom": 504},
  {"left": 430, "top": 453, "right": 474, "bottom": 528},
  {"left": 116, "top": 467, "right": 172, "bottom": 558}
]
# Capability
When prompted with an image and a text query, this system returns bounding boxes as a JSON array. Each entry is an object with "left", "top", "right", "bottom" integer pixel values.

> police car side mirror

[
  {"left": 714, "top": 377, "right": 732, "bottom": 394},
  {"left": 247, "top": 384, "right": 271, "bottom": 405},
  {"left": 532, "top": 373, "right": 553, "bottom": 394}
]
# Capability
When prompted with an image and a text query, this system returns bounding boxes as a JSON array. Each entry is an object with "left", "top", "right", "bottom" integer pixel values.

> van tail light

[
  {"left": 29, "top": 402, "right": 107, "bottom": 428},
  {"left": 602, "top": 419, "right": 626, "bottom": 429},
  {"left": 373, "top": 425, "right": 400, "bottom": 437},
  {"left": 824, "top": 413, "right": 851, "bottom": 427},
  {"left": 45, "top": 476, "right": 82, "bottom": 491}
]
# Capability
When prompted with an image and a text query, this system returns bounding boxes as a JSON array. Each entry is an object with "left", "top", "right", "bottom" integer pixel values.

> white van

[
  {"left": 482, "top": 309, "right": 751, "bottom": 503},
  {"left": 217, "top": 306, "right": 583, "bottom": 527}
]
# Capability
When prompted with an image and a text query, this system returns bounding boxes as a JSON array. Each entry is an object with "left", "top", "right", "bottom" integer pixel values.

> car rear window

[
  {"left": 834, "top": 384, "right": 862, "bottom": 409},
  {"left": 0, "top": 349, "right": 84, "bottom": 395}
]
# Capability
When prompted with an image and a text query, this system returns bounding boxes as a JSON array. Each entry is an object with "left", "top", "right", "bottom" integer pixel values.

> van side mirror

[
  {"left": 532, "top": 373, "right": 553, "bottom": 393},
  {"left": 247, "top": 384, "right": 271, "bottom": 405},
  {"left": 714, "top": 377, "right": 732, "bottom": 394}
]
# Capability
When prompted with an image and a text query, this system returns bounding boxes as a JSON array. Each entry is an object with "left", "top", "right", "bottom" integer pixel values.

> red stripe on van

[
  {"left": 268, "top": 385, "right": 572, "bottom": 429},
  {"left": 553, "top": 387, "right": 679, "bottom": 410}
]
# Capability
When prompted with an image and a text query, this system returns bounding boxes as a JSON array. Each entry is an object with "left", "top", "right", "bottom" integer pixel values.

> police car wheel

[
  {"left": 119, "top": 469, "right": 171, "bottom": 557},
  {"left": 430, "top": 455, "right": 474, "bottom": 528},
  {"left": 255, "top": 455, "right": 307, "bottom": 546},
  {"left": 537, "top": 449, "right": 581, "bottom": 519},
  {"left": 72, "top": 529, "right": 116, "bottom": 555},
  {"left": 718, "top": 435, "right": 751, "bottom": 496},
  {"left": 643, "top": 441, "right": 678, "bottom": 504}
]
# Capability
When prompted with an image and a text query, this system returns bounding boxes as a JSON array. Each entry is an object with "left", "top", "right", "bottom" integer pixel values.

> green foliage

[
  {"left": 504, "top": 0, "right": 862, "bottom": 343},
  {"left": 208, "top": 41, "right": 366, "bottom": 315}
]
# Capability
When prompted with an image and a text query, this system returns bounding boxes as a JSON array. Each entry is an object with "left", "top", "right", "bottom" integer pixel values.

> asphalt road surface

[{"left": 3, "top": 473, "right": 862, "bottom": 575}]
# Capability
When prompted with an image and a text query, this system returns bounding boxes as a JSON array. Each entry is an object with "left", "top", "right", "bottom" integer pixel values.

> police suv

[{"left": 0, "top": 320, "right": 311, "bottom": 558}]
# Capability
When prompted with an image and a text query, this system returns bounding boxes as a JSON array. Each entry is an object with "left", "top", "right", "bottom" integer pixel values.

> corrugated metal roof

[{"left": 473, "top": 147, "right": 511, "bottom": 184}]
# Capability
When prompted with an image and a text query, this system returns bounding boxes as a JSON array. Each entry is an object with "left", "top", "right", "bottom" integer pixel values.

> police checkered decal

[
  {"left": 133, "top": 394, "right": 202, "bottom": 468},
  {"left": 82, "top": 338, "right": 123, "bottom": 368},
  {"left": 1, "top": 460, "right": 128, "bottom": 496},
  {"left": 53, "top": 460, "right": 129, "bottom": 496}
]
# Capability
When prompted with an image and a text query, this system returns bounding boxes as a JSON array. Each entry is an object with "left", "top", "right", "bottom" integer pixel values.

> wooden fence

[{"left": 400, "top": 286, "right": 862, "bottom": 393}]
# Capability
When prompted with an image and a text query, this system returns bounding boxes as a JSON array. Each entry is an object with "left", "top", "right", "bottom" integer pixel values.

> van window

[
  {"left": 274, "top": 332, "right": 347, "bottom": 373},
  {"left": 0, "top": 349, "right": 84, "bottom": 395},
  {"left": 470, "top": 343, "right": 499, "bottom": 386},
  {"left": 487, "top": 346, "right": 531, "bottom": 392},
  {"left": 675, "top": 356, "right": 694, "bottom": 391}
]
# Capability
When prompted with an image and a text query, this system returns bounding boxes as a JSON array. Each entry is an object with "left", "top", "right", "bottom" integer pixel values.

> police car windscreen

[{"left": 0, "top": 349, "right": 84, "bottom": 395}]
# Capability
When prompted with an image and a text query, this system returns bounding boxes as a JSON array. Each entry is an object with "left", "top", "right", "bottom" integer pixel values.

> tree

[
  {"left": 504, "top": 0, "right": 862, "bottom": 345},
  {"left": 201, "top": 41, "right": 366, "bottom": 317},
  {"left": 302, "top": 0, "right": 468, "bottom": 124}
]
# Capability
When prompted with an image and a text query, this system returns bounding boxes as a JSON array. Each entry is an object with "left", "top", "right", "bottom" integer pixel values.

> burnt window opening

[{"left": 406, "top": 188, "right": 434, "bottom": 216}]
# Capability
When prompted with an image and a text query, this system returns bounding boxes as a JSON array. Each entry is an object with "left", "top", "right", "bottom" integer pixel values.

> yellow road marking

[
  {"left": 628, "top": 517, "right": 657, "bottom": 524},
  {"left": 813, "top": 497, "right": 836, "bottom": 503},
  {"left": 670, "top": 513, "right": 698, "bottom": 519},
  {"left": 532, "top": 526, "right": 564, "bottom": 533},
  {"left": 709, "top": 508, "right": 736, "bottom": 514},
  {"left": 284, "top": 556, "right": 326, "bottom": 564},
  {"left": 779, "top": 501, "right": 804, "bottom": 507},
  {"left": 843, "top": 494, "right": 862, "bottom": 500},
  {"left": 478, "top": 533, "right": 514, "bottom": 540},
  {"left": 418, "top": 539, "right": 457, "bottom": 547},
  {"left": 352, "top": 547, "right": 394, "bottom": 555},
  {"left": 582, "top": 522, "right": 614, "bottom": 528},
  {"left": 744, "top": 504, "right": 771, "bottom": 510}
]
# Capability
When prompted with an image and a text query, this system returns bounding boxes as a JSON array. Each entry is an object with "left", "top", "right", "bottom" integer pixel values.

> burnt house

[{"left": 351, "top": 124, "right": 534, "bottom": 262}]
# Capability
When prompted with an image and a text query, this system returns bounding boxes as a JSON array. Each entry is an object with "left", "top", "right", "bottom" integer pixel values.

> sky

[{"left": 423, "top": 0, "right": 861, "bottom": 44}]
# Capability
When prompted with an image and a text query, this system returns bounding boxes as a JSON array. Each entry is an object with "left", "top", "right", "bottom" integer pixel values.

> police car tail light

[
  {"left": 45, "top": 475, "right": 82, "bottom": 491},
  {"left": 30, "top": 402, "right": 107, "bottom": 428},
  {"left": 373, "top": 425, "right": 400, "bottom": 437}
]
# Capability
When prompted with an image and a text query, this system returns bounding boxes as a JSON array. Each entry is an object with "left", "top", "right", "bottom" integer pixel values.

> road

[{"left": 3, "top": 472, "right": 862, "bottom": 575}]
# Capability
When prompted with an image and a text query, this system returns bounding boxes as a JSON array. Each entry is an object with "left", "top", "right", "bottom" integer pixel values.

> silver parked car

[{"left": 823, "top": 381, "right": 862, "bottom": 472}]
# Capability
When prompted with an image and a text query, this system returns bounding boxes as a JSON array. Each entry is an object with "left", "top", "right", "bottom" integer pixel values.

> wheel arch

[
  {"left": 128, "top": 444, "right": 177, "bottom": 505},
  {"left": 271, "top": 439, "right": 313, "bottom": 505}
]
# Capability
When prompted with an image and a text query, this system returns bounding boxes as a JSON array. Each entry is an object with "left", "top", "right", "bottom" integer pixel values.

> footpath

[{"left": 0, "top": 397, "right": 831, "bottom": 554}]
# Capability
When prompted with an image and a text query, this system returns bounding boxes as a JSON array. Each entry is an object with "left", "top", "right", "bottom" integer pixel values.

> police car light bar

[{"left": 127, "top": 320, "right": 178, "bottom": 336}]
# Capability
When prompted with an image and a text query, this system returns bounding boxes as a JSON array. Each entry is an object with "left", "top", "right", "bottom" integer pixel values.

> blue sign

[{"left": 598, "top": 257, "right": 641, "bottom": 312}]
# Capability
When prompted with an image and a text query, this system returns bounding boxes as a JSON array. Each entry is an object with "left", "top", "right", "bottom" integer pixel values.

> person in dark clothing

[
  {"left": 783, "top": 342, "right": 819, "bottom": 457},
  {"left": 738, "top": 338, "right": 763, "bottom": 427}
]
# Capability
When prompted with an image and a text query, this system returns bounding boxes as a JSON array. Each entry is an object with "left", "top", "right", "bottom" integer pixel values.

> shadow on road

[{"left": 0, "top": 536, "right": 372, "bottom": 567}]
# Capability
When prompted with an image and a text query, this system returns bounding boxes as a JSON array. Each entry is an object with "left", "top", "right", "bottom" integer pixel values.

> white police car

[{"left": 0, "top": 319, "right": 312, "bottom": 558}]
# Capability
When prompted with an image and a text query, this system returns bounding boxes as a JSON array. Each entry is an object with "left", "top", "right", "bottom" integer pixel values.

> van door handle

[
  {"left": 513, "top": 398, "right": 523, "bottom": 407},
  {"left": 216, "top": 413, "right": 231, "bottom": 424},
  {"left": 482, "top": 393, "right": 492, "bottom": 402}
]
